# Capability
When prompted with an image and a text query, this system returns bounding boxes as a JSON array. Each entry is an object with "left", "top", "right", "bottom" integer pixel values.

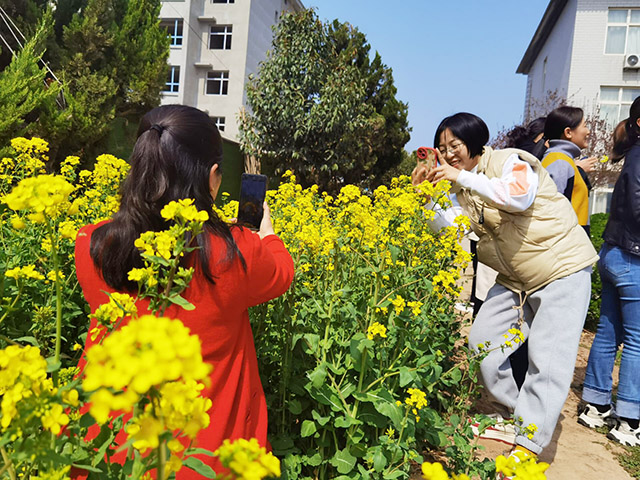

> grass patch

[{"left": 618, "top": 445, "right": 640, "bottom": 478}]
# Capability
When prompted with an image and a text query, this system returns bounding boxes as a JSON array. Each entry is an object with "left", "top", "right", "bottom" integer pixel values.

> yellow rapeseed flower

[{"left": 367, "top": 322, "right": 387, "bottom": 340}]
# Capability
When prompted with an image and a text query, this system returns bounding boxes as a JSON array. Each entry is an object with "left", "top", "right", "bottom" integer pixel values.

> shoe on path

[
  {"left": 607, "top": 419, "right": 640, "bottom": 447},
  {"left": 470, "top": 413, "right": 516, "bottom": 445},
  {"left": 577, "top": 403, "right": 616, "bottom": 429}
]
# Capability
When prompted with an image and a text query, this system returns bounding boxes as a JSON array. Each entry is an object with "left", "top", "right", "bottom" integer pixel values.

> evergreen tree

[
  {"left": 239, "top": 9, "right": 410, "bottom": 192},
  {"left": 0, "top": 16, "right": 68, "bottom": 150}
]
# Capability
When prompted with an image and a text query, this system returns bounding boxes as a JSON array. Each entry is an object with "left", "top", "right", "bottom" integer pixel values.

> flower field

[{"left": 0, "top": 138, "right": 544, "bottom": 479}]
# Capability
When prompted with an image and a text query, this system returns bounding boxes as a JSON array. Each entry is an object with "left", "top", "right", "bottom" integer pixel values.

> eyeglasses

[{"left": 438, "top": 142, "right": 465, "bottom": 155}]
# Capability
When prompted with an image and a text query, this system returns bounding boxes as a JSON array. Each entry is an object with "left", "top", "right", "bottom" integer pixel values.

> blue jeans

[{"left": 583, "top": 243, "right": 640, "bottom": 419}]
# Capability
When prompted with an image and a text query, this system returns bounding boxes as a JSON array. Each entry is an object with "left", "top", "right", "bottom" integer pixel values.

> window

[
  {"left": 605, "top": 9, "right": 640, "bottom": 54},
  {"left": 212, "top": 0, "right": 234, "bottom": 3},
  {"left": 160, "top": 19, "right": 183, "bottom": 47},
  {"left": 164, "top": 66, "right": 180, "bottom": 93},
  {"left": 209, "top": 25, "right": 232, "bottom": 50},
  {"left": 600, "top": 86, "right": 640, "bottom": 126},
  {"left": 212, "top": 117, "right": 226, "bottom": 132},
  {"left": 206, "top": 71, "right": 229, "bottom": 95}
]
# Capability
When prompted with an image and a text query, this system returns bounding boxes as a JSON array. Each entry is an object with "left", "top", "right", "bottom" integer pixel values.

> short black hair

[
  {"left": 544, "top": 106, "right": 584, "bottom": 140},
  {"left": 433, "top": 112, "right": 489, "bottom": 158}
]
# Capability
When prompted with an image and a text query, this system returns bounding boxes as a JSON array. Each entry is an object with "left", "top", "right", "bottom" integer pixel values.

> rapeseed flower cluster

[
  {"left": 367, "top": 322, "right": 387, "bottom": 340},
  {"left": 421, "top": 461, "right": 470, "bottom": 480},
  {"left": 397, "top": 388, "right": 429, "bottom": 421},
  {"left": 160, "top": 198, "right": 209, "bottom": 224},
  {"left": 214, "top": 438, "right": 281, "bottom": 480},
  {"left": 75, "top": 154, "right": 130, "bottom": 223},
  {"left": 126, "top": 379, "right": 212, "bottom": 456},
  {"left": 0, "top": 345, "right": 77, "bottom": 435},
  {"left": 82, "top": 315, "right": 211, "bottom": 424},
  {"left": 88, "top": 292, "right": 138, "bottom": 341},
  {"left": 5, "top": 265, "right": 45, "bottom": 281},
  {"left": 495, "top": 451, "right": 549, "bottom": 480},
  {"left": 0, "top": 137, "right": 47, "bottom": 186},
  {"left": 2, "top": 175, "right": 75, "bottom": 222},
  {"left": 502, "top": 327, "right": 526, "bottom": 349}
]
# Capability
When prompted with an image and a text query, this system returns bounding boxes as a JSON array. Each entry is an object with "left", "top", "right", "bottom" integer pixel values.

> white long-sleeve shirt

[{"left": 426, "top": 154, "right": 539, "bottom": 232}]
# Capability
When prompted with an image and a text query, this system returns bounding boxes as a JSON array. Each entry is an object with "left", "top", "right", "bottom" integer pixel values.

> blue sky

[{"left": 307, "top": 1, "right": 551, "bottom": 152}]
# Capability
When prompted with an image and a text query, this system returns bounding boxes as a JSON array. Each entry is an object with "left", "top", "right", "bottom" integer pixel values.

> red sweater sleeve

[{"left": 236, "top": 230, "right": 294, "bottom": 307}]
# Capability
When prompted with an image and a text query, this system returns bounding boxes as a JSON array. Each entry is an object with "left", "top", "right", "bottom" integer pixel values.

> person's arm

[
  {"left": 242, "top": 203, "right": 294, "bottom": 307},
  {"left": 455, "top": 154, "right": 538, "bottom": 212},
  {"left": 424, "top": 198, "right": 464, "bottom": 232}
]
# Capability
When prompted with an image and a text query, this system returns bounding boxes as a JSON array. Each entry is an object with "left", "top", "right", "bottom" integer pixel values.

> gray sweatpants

[{"left": 468, "top": 267, "right": 591, "bottom": 454}]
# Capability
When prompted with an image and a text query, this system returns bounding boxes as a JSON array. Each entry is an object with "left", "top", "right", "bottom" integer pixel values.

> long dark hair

[
  {"left": 612, "top": 96, "right": 640, "bottom": 162},
  {"left": 90, "top": 104, "right": 244, "bottom": 291}
]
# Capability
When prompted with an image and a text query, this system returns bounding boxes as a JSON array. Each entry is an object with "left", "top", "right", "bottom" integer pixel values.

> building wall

[
  {"left": 568, "top": 0, "right": 640, "bottom": 113},
  {"left": 524, "top": 0, "right": 578, "bottom": 119},
  {"left": 159, "top": 0, "right": 302, "bottom": 142}
]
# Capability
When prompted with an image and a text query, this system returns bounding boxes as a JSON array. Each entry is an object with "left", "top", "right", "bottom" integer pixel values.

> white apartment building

[
  {"left": 517, "top": 0, "right": 640, "bottom": 126},
  {"left": 158, "top": 0, "right": 304, "bottom": 142}
]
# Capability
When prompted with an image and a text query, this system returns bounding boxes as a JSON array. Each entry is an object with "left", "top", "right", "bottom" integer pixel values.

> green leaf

[
  {"left": 308, "top": 363, "right": 327, "bottom": 388},
  {"left": 183, "top": 457, "right": 217, "bottom": 478},
  {"left": 300, "top": 419, "right": 317, "bottom": 437},
  {"left": 288, "top": 399, "right": 303, "bottom": 415},
  {"left": 334, "top": 415, "right": 361, "bottom": 428},
  {"left": 168, "top": 294, "right": 195, "bottom": 311},
  {"left": 183, "top": 447, "right": 215, "bottom": 457},
  {"left": 14, "top": 336, "right": 39, "bottom": 346},
  {"left": 372, "top": 450, "right": 387, "bottom": 471},
  {"left": 398, "top": 366, "right": 415, "bottom": 387},
  {"left": 307, "top": 452, "right": 322, "bottom": 467},
  {"left": 45, "top": 357, "right": 61, "bottom": 373},
  {"left": 331, "top": 448, "right": 357, "bottom": 475},
  {"left": 311, "top": 409, "right": 331, "bottom": 426}
]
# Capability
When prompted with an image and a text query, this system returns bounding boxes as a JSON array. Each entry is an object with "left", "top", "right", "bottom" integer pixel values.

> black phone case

[{"left": 237, "top": 174, "right": 267, "bottom": 229}]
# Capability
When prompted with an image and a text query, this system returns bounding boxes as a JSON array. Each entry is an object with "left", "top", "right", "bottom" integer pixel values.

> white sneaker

[
  {"left": 470, "top": 413, "right": 517, "bottom": 445},
  {"left": 577, "top": 403, "right": 616, "bottom": 429},
  {"left": 607, "top": 419, "right": 640, "bottom": 447}
]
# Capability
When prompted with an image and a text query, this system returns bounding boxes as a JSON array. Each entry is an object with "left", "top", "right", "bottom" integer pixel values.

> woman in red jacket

[{"left": 74, "top": 105, "right": 294, "bottom": 476}]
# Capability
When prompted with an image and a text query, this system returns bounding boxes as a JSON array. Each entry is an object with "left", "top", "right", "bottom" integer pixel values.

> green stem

[
  {"left": 45, "top": 218, "right": 62, "bottom": 385},
  {"left": 157, "top": 440, "right": 166, "bottom": 480},
  {"left": 0, "top": 447, "right": 16, "bottom": 480},
  {"left": 0, "top": 284, "right": 23, "bottom": 326}
]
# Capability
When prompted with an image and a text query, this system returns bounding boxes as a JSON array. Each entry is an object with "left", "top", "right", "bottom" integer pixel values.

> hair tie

[{"left": 149, "top": 124, "right": 164, "bottom": 134}]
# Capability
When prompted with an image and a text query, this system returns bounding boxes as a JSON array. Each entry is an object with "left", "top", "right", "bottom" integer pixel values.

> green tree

[
  {"left": 0, "top": 16, "right": 68, "bottom": 150},
  {"left": 0, "top": 0, "right": 169, "bottom": 161},
  {"left": 239, "top": 9, "right": 410, "bottom": 192}
]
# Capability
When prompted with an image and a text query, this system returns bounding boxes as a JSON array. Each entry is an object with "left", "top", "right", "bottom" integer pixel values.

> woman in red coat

[{"left": 74, "top": 105, "right": 294, "bottom": 476}]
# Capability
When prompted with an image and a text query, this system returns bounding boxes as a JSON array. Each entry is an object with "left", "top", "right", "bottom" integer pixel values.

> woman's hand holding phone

[{"left": 258, "top": 202, "right": 275, "bottom": 239}]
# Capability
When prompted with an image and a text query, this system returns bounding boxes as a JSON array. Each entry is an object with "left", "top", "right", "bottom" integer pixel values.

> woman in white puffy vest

[{"left": 412, "top": 112, "right": 597, "bottom": 471}]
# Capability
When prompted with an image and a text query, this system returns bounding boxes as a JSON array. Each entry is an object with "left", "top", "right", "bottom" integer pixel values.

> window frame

[
  {"left": 205, "top": 71, "right": 230, "bottom": 96},
  {"left": 212, "top": 116, "right": 226, "bottom": 132},
  {"left": 599, "top": 86, "right": 640, "bottom": 126},
  {"left": 160, "top": 18, "right": 183, "bottom": 47},
  {"left": 605, "top": 8, "right": 640, "bottom": 54},
  {"left": 164, "top": 66, "right": 180, "bottom": 94},
  {"left": 209, "top": 25, "right": 233, "bottom": 50}
]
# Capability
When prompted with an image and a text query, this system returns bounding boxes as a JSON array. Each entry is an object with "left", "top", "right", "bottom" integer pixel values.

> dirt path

[{"left": 475, "top": 330, "right": 631, "bottom": 479}]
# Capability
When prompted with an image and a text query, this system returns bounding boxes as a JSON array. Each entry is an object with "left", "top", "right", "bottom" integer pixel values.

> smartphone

[
  {"left": 416, "top": 146, "right": 439, "bottom": 170},
  {"left": 237, "top": 173, "right": 268, "bottom": 230}
]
